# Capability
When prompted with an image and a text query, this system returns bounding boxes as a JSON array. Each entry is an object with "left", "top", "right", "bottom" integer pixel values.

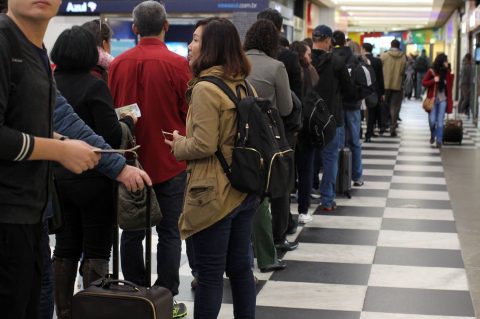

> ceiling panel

[{"left": 320, "top": 0, "right": 462, "bottom": 32}]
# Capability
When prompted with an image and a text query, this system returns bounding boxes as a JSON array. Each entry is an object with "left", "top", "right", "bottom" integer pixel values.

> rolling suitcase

[
  {"left": 72, "top": 188, "right": 173, "bottom": 319},
  {"left": 336, "top": 148, "right": 352, "bottom": 199},
  {"left": 443, "top": 104, "right": 463, "bottom": 145},
  {"left": 443, "top": 118, "right": 463, "bottom": 144}
]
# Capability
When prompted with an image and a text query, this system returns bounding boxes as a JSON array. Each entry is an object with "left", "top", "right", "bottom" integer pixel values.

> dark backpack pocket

[
  {"left": 229, "top": 147, "right": 265, "bottom": 195},
  {"left": 267, "top": 150, "right": 295, "bottom": 199}
]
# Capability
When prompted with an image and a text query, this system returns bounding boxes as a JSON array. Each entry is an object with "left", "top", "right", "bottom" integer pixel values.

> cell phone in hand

[{"left": 162, "top": 130, "right": 173, "bottom": 140}]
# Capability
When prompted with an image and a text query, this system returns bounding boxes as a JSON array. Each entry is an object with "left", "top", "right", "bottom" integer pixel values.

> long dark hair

[
  {"left": 433, "top": 53, "right": 448, "bottom": 93},
  {"left": 243, "top": 19, "right": 279, "bottom": 58},
  {"left": 191, "top": 18, "right": 250, "bottom": 78},
  {"left": 290, "top": 41, "right": 308, "bottom": 67}
]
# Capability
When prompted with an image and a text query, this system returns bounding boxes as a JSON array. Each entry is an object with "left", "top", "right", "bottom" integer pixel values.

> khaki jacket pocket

[{"left": 186, "top": 178, "right": 217, "bottom": 206}]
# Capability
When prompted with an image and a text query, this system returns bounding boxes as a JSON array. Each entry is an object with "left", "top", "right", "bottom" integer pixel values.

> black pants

[
  {"left": 54, "top": 176, "right": 114, "bottom": 261},
  {"left": 121, "top": 172, "right": 186, "bottom": 295},
  {"left": 0, "top": 222, "right": 42, "bottom": 319},
  {"left": 385, "top": 89, "right": 403, "bottom": 134},
  {"left": 366, "top": 103, "right": 381, "bottom": 138}
]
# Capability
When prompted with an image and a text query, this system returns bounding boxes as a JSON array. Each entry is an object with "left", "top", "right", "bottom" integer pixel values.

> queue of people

[{"left": 0, "top": 1, "right": 457, "bottom": 318}]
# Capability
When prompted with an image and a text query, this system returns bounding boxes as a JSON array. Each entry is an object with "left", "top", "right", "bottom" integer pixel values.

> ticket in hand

[{"left": 115, "top": 103, "right": 141, "bottom": 119}]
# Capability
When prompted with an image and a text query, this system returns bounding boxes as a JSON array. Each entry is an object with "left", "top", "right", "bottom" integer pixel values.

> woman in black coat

[{"left": 50, "top": 26, "right": 136, "bottom": 319}]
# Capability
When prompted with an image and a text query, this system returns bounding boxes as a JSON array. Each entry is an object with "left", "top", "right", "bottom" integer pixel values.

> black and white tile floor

[{"left": 53, "top": 100, "right": 479, "bottom": 318}]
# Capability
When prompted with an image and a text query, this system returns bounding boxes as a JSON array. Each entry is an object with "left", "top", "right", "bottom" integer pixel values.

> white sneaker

[{"left": 298, "top": 214, "right": 313, "bottom": 224}]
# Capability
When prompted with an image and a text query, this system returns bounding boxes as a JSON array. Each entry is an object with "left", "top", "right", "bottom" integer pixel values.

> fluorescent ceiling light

[
  {"left": 333, "top": 0, "right": 433, "bottom": 4},
  {"left": 350, "top": 16, "right": 429, "bottom": 21},
  {"left": 348, "top": 12, "right": 431, "bottom": 18},
  {"left": 340, "top": 6, "right": 432, "bottom": 12}
]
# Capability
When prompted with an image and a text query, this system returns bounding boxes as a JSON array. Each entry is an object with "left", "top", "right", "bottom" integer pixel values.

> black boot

[
  {"left": 81, "top": 258, "right": 109, "bottom": 288},
  {"left": 53, "top": 257, "right": 78, "bottom": 319}
]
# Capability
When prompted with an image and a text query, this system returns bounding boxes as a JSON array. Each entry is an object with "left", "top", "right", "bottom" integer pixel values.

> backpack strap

[
  {"left": 198, "top": 76, "right": 240, "bottom": 176},
  {"left": 200, "top": 76, "right": 240, "bottom": 104}
]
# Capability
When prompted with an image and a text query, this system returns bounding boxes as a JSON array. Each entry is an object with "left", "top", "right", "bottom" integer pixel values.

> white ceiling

[{"left": 319, "top": 0, "right": 446, "bottom": 32}]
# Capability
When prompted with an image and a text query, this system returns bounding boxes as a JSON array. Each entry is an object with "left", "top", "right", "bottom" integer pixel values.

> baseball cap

[{"left": 313, "top": 25, "right": 333, "bottom": 38}]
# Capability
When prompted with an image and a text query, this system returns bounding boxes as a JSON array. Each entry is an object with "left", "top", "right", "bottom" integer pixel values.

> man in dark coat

[
  {"left": 362, "top": 42, "right": 385, "bottom": 142},
  {"left": 296, "top": 25, "right": 355, "bottom": 220}
]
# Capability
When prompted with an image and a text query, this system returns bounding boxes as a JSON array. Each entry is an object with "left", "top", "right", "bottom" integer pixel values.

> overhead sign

[
  {"left": 65, "top": 1, "right": 97, "bottom": 13},
  {"left": 58, "top": 0, "right": 269, "bottom": 15}
]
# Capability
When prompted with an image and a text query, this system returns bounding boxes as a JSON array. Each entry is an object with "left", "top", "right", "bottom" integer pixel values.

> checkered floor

[
  {"left": 53, "top": 99, "right": 478, "bottom": 318},
  {"left": 176, "top": 99, "right": 476, "bottom": 318}
]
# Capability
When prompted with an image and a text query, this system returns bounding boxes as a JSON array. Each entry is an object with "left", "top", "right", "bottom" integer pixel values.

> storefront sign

[
  {"left": 58, "top": 0, "right": 269, "bottom": 14},
  {"left": 65, "top": 1, "right": 97, "bottom": 13}
]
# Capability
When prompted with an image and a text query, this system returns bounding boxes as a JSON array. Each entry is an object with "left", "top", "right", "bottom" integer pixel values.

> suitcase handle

[{"left": 92, "top": 278, "right": 140, "bottom": 292}]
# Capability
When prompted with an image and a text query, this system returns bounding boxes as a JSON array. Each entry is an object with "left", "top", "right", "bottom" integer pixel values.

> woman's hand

[
  {"left": 121, "top": 111, "right": 138, "bottom": 125},
  {"left": 434, "top": 76, "right": 440, "bottom": 82},
  {"left": 164, "top": 130, "right": 183, "bottom": 148}
]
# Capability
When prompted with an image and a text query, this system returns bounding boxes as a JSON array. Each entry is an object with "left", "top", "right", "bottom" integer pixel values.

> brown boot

[
  {"left": 53, "top": 257, "right": 78, "bottom": 319},
  {"left": 81, "top": 258, "right": 109, "bottom": 288}
]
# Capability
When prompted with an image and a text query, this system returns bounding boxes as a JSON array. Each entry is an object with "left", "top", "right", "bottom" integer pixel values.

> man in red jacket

[{"left": 108, "top": 1, "right": 191, "bottom": 317}]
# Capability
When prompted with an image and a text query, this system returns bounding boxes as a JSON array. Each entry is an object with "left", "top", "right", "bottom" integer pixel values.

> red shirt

[{"left": 109, "top": 38, "right": 191, "bottom": 184}]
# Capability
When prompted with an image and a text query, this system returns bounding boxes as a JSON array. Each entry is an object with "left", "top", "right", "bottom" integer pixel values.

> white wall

[{"left": 44, "top": 15, "right": 99, "bottom": 54}]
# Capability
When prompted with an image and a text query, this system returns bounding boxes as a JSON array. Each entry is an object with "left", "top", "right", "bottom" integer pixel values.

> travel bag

[
  {"left": 72, "top": 186, "right": 173, "bottom": 319},
  {"left": 336, "top": 148, "right": 352, "bottom": 199},
  {"left": 443, "top": 106, "right": 463, "bottom": 145}
]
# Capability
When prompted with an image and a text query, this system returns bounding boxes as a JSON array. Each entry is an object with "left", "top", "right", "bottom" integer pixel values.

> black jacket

[
  {"left": 311, "top": 49, "right": 355, "bottom": 127},
  {"left": 0, "top": 15, "right": 56, "bottom": 224},
  {"left": 277, "top": 47, "right": 302, "bottom": 98},
  {"left": 333, "top": 46, "right": 362, "bottom": 110},
  {"left": 54, "top": 70, "right": 133, "bottom": 180},
  {"left": 365, "top": 53, "right": 385, "bottom": 97}
]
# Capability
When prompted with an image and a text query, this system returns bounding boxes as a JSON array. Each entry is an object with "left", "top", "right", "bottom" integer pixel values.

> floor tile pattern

[{"left": 50, "top": 100, "right": 477, "bottom": 318}]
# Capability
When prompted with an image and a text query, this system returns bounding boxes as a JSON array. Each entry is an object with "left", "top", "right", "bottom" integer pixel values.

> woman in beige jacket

[{"left": 165, "top": 18, "right": 259, "bottom": 319}]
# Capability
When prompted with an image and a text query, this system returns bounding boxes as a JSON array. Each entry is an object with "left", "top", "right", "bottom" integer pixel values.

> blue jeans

[
  {"left": 192, "top": 194, "right": 259, "bottom": 319},
  {"left": 120, "top": 171, "right": 186, "bottom": 295},
  {"left": 320, "top": 127, "right": 342, "bottom": 207},
  {"left": 344, "top": 110, "right": 363, "bottom": 182},
  {"left": 429, "top": 99, "right": 447, "bottom": 143}
]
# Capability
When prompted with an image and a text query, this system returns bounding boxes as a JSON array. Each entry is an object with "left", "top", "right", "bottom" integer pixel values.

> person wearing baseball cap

[{"left": 296, "top": 24, "right": 355, "bottom": 220}]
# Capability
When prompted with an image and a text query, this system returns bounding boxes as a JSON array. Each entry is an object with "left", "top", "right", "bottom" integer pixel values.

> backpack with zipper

[
  {"left": 346, "top": 57, "right": 378, "bottom": 109},
  {"left": 200, "top": 76, "right": 295, "bottom": 199},
  {"left": 302, "top": 89, "right": 337, "bottom": 148}
]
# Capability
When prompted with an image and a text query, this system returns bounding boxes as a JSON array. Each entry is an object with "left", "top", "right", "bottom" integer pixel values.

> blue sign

[{"left": 59, "top": 0, "right": 269, "bottom": 15}]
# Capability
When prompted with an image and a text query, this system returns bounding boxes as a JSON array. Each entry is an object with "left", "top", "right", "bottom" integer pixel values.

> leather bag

[
  {"left": 422, "top": 70, "right": 436, "bottom": 112},
  {"left": 116, "top": 123, "right": 162, "bottom": 230}
]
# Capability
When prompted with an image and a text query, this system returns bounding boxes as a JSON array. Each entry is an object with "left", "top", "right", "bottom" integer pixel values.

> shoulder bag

[{"left": 422, "top": 69, "right": 436, "bottom": 113}]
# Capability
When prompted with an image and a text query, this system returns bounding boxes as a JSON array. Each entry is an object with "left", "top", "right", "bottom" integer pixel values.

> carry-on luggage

[
  {"left": 336, "top": 148, "right": 352, "bottom": 199},
  {"left": 443, "top": 106, "right": 463, "bottom": 144},
  {"left": 72, "top": 187, "right": 173, "bottom": 319}
]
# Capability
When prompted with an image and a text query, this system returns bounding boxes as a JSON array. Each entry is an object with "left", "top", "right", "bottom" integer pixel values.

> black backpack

[
  {"left": 200, "top": 76, "right": 295, "bottom": 199},
  {"left": 302, "top": 89, "right": 337, "bottom": 148},
  {"left": 347, "top": 58, "right": 378, "bottom": 108},
  {"left": 415, "top": 56, "right": 429, "bottom": 73},
  {"left": 282, "top": 91, "right": 303, "bottom": 133}
]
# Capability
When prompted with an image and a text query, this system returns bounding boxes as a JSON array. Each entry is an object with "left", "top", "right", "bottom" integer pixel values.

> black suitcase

[
  {"left": 336, "top": 148, "right": 352, "bottom": 199},
  {"left": 443, "top": 118, "right": 463, "bottom": 144},
  {"left": 72, "top": 188, "right": 173, "bottom": 319}
]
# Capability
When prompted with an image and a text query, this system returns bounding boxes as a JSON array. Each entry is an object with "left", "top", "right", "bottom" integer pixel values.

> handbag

[
  {"left": 116, "top": 122, "right": 162, "bottom": 231},
  {"left": 422, "top": 69, "right": 436, "bottom": 112}
]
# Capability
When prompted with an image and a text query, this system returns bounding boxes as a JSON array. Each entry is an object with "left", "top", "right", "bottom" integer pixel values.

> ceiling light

[
  {"left": 333, "top": 0, "right": 433, "bottom": 4},
  {"left": 340, "top": 6, "right": 432, "bottom": 12}
]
